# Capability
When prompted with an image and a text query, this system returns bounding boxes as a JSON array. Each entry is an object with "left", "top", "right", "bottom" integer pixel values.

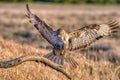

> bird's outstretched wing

[
  {"left": 26, "top": 4, "right": 54, "bottom": 45},
  {"left": 68, "top": 19, "right": 120, "bottom": 51}
]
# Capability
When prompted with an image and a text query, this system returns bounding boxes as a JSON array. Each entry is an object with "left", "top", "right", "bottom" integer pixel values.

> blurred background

[
  {"left": 0, "top": 0, "right": 120, "bottom": 4},
  {"left": 0, "top": 0, "right": 120, "bottom": 80},
  {"left": 0, "top": 0, "right": 120, "bottom": 62}
]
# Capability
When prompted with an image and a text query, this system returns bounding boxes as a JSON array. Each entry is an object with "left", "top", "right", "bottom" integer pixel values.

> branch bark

[{"left": 0, "top": 54, "right": 71, "bottom": 79}]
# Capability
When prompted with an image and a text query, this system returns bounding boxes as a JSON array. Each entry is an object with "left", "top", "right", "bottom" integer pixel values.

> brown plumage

[
  {"left": 68, "top": 20, "right": 120, "bottom": 50},
  {"left": 26, "top": 4, "right": 120, "bottom": 69}
]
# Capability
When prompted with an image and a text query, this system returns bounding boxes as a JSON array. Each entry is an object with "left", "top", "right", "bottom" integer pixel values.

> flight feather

[
  {"left": 26, "top": 4, "right": 54, "bottom": 45},
  {"left": 69, "top": 19, "right": 120, "bottom": 50}
]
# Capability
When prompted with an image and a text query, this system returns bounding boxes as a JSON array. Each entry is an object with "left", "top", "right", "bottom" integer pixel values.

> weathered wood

[{"left": 0, "top": 54, "right": 71, "bottom": 79}]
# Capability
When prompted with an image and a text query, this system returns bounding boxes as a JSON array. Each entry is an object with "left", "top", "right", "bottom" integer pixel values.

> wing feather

[
  {"left": 69, "top": 19, "right": 120, "bottom": 51},
  {"left": 26, "top": 4, "right": 54, "bottom": 45}
]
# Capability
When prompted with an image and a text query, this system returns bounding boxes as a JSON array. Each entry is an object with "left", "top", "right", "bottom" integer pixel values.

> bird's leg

[
  {"left": 61, "top": 49, "right": 68, "bottom": 57},
  {"left": 61, "top": 41, "right": 69, "bottom": 57}
]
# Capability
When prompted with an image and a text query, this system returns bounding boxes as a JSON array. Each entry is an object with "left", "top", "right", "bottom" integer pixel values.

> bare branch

[{"left": 0, "top": 54, "right": 71, "bottom": 79}]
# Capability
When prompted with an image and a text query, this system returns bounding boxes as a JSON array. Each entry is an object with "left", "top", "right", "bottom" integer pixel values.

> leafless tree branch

[{"left": 0, "top": 54, "right": 71, "bottom": 79}]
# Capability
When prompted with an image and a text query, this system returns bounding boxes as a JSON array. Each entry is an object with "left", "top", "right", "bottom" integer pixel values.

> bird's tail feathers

[
  {"left": 44, "top": 53, "right": 64, "bottom": 65},
  {"left": 65, "top": 55, "right": 78, "bottom": 69}
]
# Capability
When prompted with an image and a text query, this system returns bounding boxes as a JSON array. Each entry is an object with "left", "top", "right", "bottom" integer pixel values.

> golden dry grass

[
  {"left": 0, "top": 3, "right": 120, "bottom": 80},
  {"left": 0, "top": 36, "right": 120, "bottom": 80}
]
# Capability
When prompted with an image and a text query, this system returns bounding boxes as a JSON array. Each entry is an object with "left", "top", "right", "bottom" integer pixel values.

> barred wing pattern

[
  {"left": 26, "top": 4, "right": 54, "bottom": 46},
  {"left": 69, "top": 19, "right": 120, "bottom": 51}
]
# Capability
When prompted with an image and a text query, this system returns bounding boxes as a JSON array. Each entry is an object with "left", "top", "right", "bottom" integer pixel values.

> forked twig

[{"left": 0, "top": 54, "right": 71, "bottom": 79}]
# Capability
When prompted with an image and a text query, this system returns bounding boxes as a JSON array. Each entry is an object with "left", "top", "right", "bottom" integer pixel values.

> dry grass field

[{"left": 0, "top": 3, "right": 120, "bottom": 80}]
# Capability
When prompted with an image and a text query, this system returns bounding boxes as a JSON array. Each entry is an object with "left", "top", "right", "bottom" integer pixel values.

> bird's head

[
  {"left": 53, "top": 28, "right": 69, "bottom": 50},
  {"left": 57, "top": 29, "right": 69, "bottom": 43}
]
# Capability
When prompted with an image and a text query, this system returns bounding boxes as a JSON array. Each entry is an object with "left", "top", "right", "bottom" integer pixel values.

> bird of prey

[{"left": 26, "top": 4, "right": 120, "bottom": 68}]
